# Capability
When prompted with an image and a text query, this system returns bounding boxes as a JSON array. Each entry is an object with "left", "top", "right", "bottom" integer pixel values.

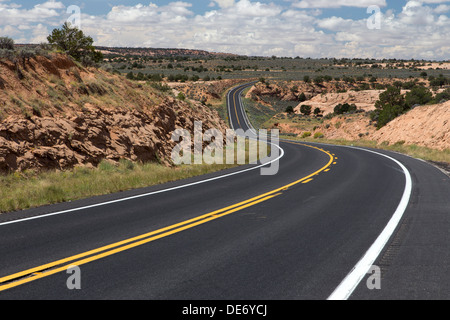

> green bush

[
  {"left": 285, "top": 106, "right": 295, "bottom": 114},
  {"left": 0, "top": 48, "right": 15, "bottom": 60},
  {"left": 177, "top": 92, "right": 186, "bottom": 101},
  {"left": 47, "top": 22, "right": 103, "bottom": 65},
  {"left": 147, "top": 73, "right": 163, "bottom": 82},
  {"left": 429, "top": 75, "right": 448, "bottom": 88},
  {"left": 150, "top": 82, "right": 171, "bottom": 92},
  {"left": 298, "top": 92, "right": 307, "bottom": 102},
  {"left": 376, "top": 104, "right": 404, "bottom": 129},
  {"left": 405, "top": 86, "right": 432, "bottom": 108},
  {"left": 433, "top": 88, "right": 450, "bottom": 103},
  {"left": 372, "top": 86, "right": 407, "bottom": 129},
  {"left": 314, "top": 76, "right": 324, "bottom": 85},
  {"left": 190, "top": 75, "right": 200, "bottom": 82},
  {"left": 314, "top": 132, "right": 324, "bottom": 139},
  {"left": 301, "top": 132, "right": 312, "bottom": 138},
  {"left": 334, "top": 103, "right": 357, "bottom": 115},
  {"left": 300, "top": 105, "right": 312, "bottom": 116},
  {"left": 0, "top": 37, "right": 14, "bottom": 50}
]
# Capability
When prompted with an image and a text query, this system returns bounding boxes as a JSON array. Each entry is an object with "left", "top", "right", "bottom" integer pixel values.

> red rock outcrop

[{"left": 0, "top": 53, "right": 228, "bottom": 173}]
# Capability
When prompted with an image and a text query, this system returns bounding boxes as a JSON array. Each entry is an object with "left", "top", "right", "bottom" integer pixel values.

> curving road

[{"left": 0, "top": 83, "right": 449, "bottom": 300}]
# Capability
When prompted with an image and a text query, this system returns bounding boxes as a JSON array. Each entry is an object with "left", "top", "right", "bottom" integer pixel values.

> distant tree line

[{"left": 125, "top": 72, "right": 220, "bottom": 83}]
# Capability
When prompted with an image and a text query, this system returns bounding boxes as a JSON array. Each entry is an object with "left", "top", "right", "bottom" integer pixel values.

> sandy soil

[
  {"left": 371, "top": 101, "right": 450, "bottom": 150},
  {"left": 294, "top": 90, "right": 382, "bottom": 115}
]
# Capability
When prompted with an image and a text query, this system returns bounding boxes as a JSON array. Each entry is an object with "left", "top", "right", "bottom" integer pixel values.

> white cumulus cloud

[{"left": 0, "top": 0, "right": 448, "bottom": 60}]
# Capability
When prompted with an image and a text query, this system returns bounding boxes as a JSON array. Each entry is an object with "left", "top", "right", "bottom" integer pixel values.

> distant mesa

[{"left": 94, "top": 46, "right": 238, "bottom": 58}]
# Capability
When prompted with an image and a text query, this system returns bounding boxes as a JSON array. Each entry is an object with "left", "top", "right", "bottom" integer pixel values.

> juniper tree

[{"left": 47, "top": 22, "right": 103, "bottom": 65}]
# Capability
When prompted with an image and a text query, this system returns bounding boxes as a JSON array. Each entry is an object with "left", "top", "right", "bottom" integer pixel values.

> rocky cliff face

[{"left": 0, "top": 53, "right": 227, "bottom": 173}]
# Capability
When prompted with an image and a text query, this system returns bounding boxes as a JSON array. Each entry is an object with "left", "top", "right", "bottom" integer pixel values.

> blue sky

[{"left": 1, "top": 1, "right": 449, "bottom": 59}]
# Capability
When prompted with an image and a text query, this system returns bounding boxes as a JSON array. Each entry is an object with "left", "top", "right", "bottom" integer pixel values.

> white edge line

[
  {"left": 0, "top": 83, "right": 284, "bottom": 227},
  {"left": 327, "top": 146, "right": 413, "bottom": 300}
]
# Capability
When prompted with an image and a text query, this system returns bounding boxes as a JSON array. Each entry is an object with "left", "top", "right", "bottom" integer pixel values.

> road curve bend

[{"left": 0, "top": 83, "right": 449, "bottom": 300}]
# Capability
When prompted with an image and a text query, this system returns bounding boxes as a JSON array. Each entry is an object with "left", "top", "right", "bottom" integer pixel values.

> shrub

[
  {"left": 314, "top": 76, "right": 324, "bottom": 85},
  {"left": 285, "top": 106, "right": 295, "bottom": 114},
  {"left": 300, "top": 105, "right": 312, "bottom": 116},
  {"left": 298, "top": 92, "right": 307, "bottom": 102},
  {"left": 135, "top": 72, "right": 145, "bottom": 81},
  {"left": 401, "top": 81, "right": 416, "bottom": 90},
  {"left": 17, "top": 48, "right": 37, "bottom": 64},
  {"left": 301, "top": 132, "right": 312, "bottom": 138},
  {"left": 393, "top": 81, "right": 403, "bottom": 89},
  {"left": 0, "top": 49, "right": 15, "bottom": 60},
  {"left": 405, "top": 86, "right": 432, "bottom": 108},
  {"left": 433, "top": 88, "right": 450, "bottom": 103},
  {"left": 376, "top": 104, "right": 404, "bottom": 129},
  {"left": 375, "top": 86, "right": 405, "bottom": 109},
  {"left": 429, "top": 75, "right": 448, "bottom": 88},
  {"left": 168, "top": 74, "right": 189, "bottom": 82},
  {"left": 0, "top": 37, "right": 14, "bottom": 50},
  {"left": 343, "top": 76, "right": 355, "bottom": 84},
  {"left": 314, "top": 132, "right": 324, "bottom": 139},
  {"left": 177, "top": 92, "right": 186, "bottom": 101},
  {"left": 334, "top": 103, "right": 357, "bottom": 115},
  {"left": 148, "top": 73, "right": 163, "bottom": 82},
  {"left": 372, "top": 86, "right": 407, "bottom": 129},
  {"left": 86, "top": 81, "right": 107, "bottom": 95},
  {"left": 151, "top": 82, "right": 171, "bottom": 92},
  {"left": 47, "top": 22, "right": 103, "bottom": 65}
]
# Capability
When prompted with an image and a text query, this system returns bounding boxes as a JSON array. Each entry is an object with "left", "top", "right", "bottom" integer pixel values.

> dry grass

[
  {"left": 0, "top": 159, "right": 237, "bottom": 213},
  {"left": 0, "top": 140, "right": 270, "bottom": 214}
]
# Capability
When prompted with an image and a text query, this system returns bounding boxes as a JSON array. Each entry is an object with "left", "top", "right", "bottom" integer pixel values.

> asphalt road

[{"left": 0, "top": 83, "right": 449, "bottom": 300}]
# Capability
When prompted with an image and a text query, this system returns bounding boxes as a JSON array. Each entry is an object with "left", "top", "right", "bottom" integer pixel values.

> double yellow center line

[{"left": 0, "top": 142, "right": 334, "bottom": 293}]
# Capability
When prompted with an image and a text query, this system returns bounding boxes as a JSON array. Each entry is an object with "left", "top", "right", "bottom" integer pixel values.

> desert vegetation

[
  {"left": 1, "top": 25, "right": 449, "bottom": 211},
  {"left": 0, "top": 26, "right": 247, "bottom": 212},
  {"left": 47, "top": 22, "right": 103, "bottom": 66}
]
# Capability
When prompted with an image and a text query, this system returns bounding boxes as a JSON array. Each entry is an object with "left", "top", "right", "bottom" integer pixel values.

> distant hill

[{"left": 95, "top": 46, "right": 238, "bottom": 58}]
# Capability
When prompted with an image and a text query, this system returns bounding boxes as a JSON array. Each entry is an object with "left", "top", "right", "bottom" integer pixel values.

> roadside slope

[
  {"left": 0, "top": 53, "right": 227, "bottom": 172},
  {"left": 371, "top": 100, "right": 450, "bottom": 150}
]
